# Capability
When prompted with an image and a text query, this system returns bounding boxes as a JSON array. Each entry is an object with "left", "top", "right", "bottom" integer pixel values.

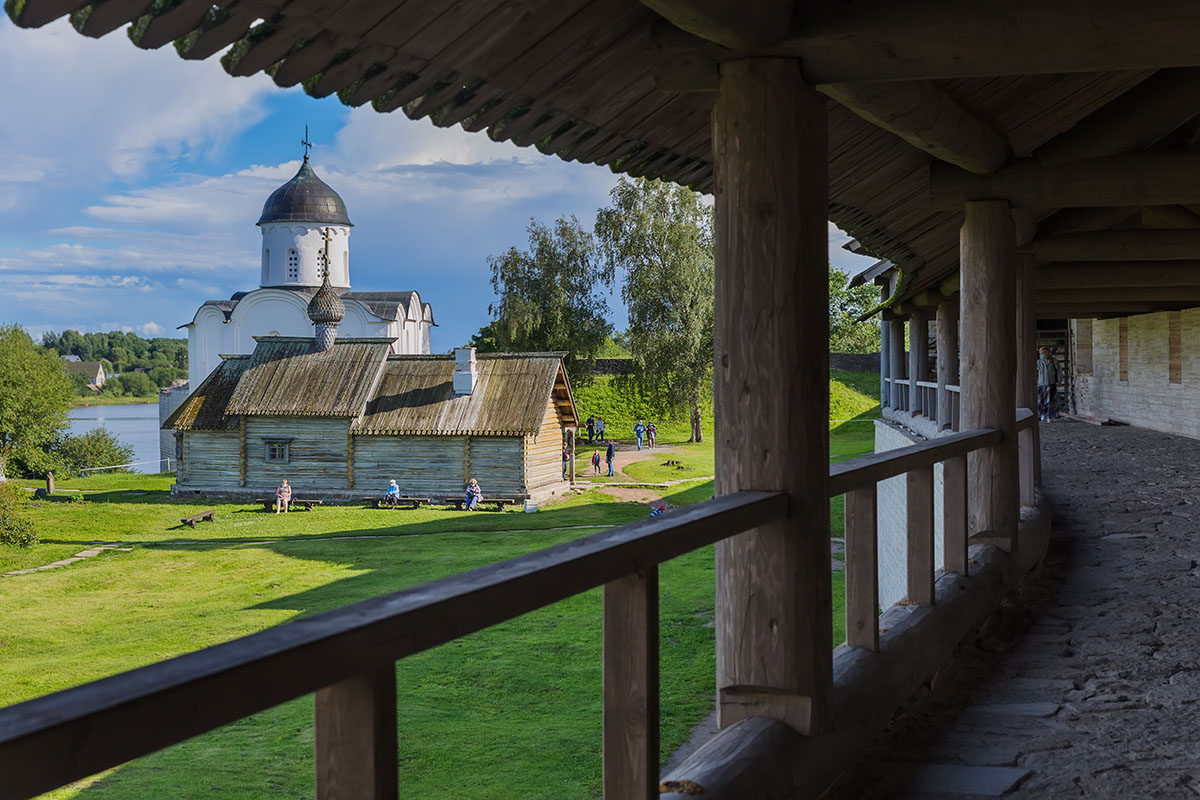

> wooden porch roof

[{"left": 14, "top": 1, "right": 1200, "bottom": 316}]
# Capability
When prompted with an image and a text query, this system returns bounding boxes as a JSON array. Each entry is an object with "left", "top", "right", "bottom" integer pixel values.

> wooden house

[
  {"left": 62, "top": 360, "right": 106, "bottom": 388},
  {"left": 163, "top": 337, "right": 577, "bottom": 503}
]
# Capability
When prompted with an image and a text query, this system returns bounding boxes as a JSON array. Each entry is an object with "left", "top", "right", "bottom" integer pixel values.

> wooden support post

[
  {"left": 568, "top": 427, "right": 576, "bottom": 485},
  {"left": 347, "top": 431, "right": 355, "bottom": 489},
  {"left": 1015, "top": 253, "right": 1039, "bottom": 503},
  {"left": 713, "top": 58, "right": 831, "bottom": 735},
  {"left": 936, "top": 298, "right": 958, "bottom": 430},
  {"left": 603, "top": 568, "right": 659, "bottom": 800},
  {"left": 880, "top": 315, "right": 891, "bottom": 408},
  {"left": 844, "top": 485, "right": 878, "bottom": 651},
  {"left": 942, "top": 454, "right": 968, "bottom": 574},
  {"left": 960, "top": 200, "right": 1019, "bottom": 548},
  {"left": 906, "top": 466, "right": 935, "bottom": 604},
  {"left": 314, "top": 666, "right": 398, "bottom": 800},
  {"left": 908, "top": 309, "right": 928, "bottom": 416},
  {"left": 889, "top": 318, "right": 906, "bottom": 411}
]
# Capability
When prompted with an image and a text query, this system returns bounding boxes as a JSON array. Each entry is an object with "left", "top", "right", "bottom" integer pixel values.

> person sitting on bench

[
  {"left": 384, "top": 480, "right": 400, "bottom": 508},
  {"left": 464, "top": 478, "right": 482, "bottom": 511},
  {"left": 275, "top": 479, "right": 292, "bottom": 514}
]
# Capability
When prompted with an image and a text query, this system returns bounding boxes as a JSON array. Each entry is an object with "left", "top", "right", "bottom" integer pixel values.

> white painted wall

[{"left": 260, "top": 224, "right": 350, "bottom": 288}]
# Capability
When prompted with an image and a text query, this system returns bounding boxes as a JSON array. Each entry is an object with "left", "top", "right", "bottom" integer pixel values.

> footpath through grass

[{"left": 2, "top": 370, "right": 880, "bottom": 799}]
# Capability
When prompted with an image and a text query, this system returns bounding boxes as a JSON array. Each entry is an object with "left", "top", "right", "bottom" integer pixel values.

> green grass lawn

[{"left": 2, "top": 370, "right": 880, "bottom": 799}]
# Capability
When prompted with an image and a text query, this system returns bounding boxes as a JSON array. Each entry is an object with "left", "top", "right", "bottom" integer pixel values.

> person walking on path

[
  {"left": 633, "top": 420, "right": 646, "bottom": 450},
  {"left": 586, "top": 415, "right": 595, "bottom": 443},
  {"left": 646, "top": 422, "right": 657, "bottom": 449},
  {"left": 1037, "top": 347, "right": 1059, "bottom": 422},
  {"left": 591, "top": 449, "right": 602, "bottom": 475},
  {"left": 605, "top": 439, "right": 616, "bottom": 478},
  {"left": 464, "top": 478, "right": 482, "bottom": 511},
  {"left": 596, "top": 417, "right": 606, "bottom": 440},
  {"left": 275, "top": 479, "right": 292, "bottom": 513},
  {"left": 384, "top": 479, "right": 400, "bottom": 508}
]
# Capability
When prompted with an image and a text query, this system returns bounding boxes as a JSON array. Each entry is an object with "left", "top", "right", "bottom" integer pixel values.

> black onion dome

[
  {"left": 307, "top": 276, "right": 345, "bottom": 325},
  {"left": 258, "top": 157, "right": 353, "bottom": 226}
]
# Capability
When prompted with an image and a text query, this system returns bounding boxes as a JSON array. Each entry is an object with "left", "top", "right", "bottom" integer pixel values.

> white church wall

[{"left": 260, "top": 224, "right": 350, "bottom": 287}]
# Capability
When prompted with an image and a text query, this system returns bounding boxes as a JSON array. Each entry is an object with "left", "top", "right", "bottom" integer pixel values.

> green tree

[
  {"left": 56, "top": 428, "right": 135, "bottom": 476},
  {"left": 829, "top": 268, "right": 882, "bottom": 353},
  {"left": 486, "top": 216, "right": 612, "bottom": 374},
  {"left": 595, "top": 177, "right": 714, "bottom": 442},
  {"left": 116, "top": 372, "right": 157, "bottom": 397},
  {"left": 0, "top": 324, "right": 73, "bottom": 479}
]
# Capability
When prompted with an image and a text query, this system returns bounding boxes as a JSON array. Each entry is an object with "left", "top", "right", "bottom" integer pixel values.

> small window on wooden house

[
  {"left": 264, "top": 439, "right": 290, "bottom": 463},
  {"left": 1169, "top": 311, "right": 1182, "bottom": 385},
  {"left": 1119, "top": 318, "right": 1129, "bottom": 382}
]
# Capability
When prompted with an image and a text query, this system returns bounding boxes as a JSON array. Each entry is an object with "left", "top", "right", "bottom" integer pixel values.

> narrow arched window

[
  {"left": 287, "top": 249, "right": 299, "bottom": 281},
  {"left": 262, "top": 249, "right": 270, "bottom": 282}
]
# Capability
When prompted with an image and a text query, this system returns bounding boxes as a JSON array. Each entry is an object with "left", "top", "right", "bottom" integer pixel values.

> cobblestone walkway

[{"left": 828, "top": 420, "right": 1200, "bottom": 799}]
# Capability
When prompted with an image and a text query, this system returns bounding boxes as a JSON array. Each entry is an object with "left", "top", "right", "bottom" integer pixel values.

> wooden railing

[
  {"left": 0, "top": 415, "right": 1039, "bottom": 800},
  {"left": 883, "top": 377, "right": 961, "bottom": 431}
]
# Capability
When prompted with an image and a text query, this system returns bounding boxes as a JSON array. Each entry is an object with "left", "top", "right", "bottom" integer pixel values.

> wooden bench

[
  {"left": 444, "top": 496, "right": 521, "bottom": 511},
  {"left": 181, "top": 509, "right": 216, "bottom": 528},
  {"left": 364, "top": 496, "right": 429, "bottom": 509},
  {"left": 256, "top": 498, "right": 322, "bottom": 511}
]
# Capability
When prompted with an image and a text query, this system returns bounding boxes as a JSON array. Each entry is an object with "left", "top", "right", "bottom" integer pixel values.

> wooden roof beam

[
  {"left": 818, "top": 81, "right": 1011, "bottom": 174},
  {"left": 638, "top": 0, "right": 795, "bottom": 51},
  {"left": 931, "top": 152, "right": 1200, "bottom": 210},
  {"left": 1036, "top": 301, "right": 1195, "bottom": 316},
  {"left": 1024, "top": 230, "right": 1200, "bottom": 263},
  {"left": 1036, "top": 287, "right": 1200, "bottom": 304},
  {"left": 1034, "top": 68, "right": 1200, "bottom": 165},
  {"left": 1038, "top": 207, "right": 1142, "bottom": 236},
  {"left": 1037, "top": 261, "right": 1200, "bottom": 290},
  {"left": 775, "top": 0, "right": 1200, "bottom": 83},
  {"left": 1141, "top": 205, "right": 1200, "bottom": 229}
]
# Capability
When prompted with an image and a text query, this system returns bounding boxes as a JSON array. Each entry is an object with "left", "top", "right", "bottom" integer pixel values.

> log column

[
  {"left": 908, "top": 309, "right": 929, "bottom": 416},
  {"left": 880, "top": 313, "right": 891, "bottom": 408},
  {"left": 1015, "top": 254, "right": 1038, "bottom": 504},
  {"left": 888, "top": 317, "right": 906, "bottom": 412},
  {"left": 713, "top": 58, "right": 831, "bottom": 735},
  {"left": 960, "top": 201, "right": 1019, "bottom": 547},
  {"left": 936, "top": 297, "right": 959, "bottom": 430}
]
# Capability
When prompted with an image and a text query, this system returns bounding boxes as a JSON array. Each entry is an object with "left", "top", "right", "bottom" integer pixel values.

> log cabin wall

[
  {"left": 352, "top": 435, "right": 526, "bottom": 498},
  {"left": 524, "top": 396, "right": 569, "bottom": 497},
  {"left": 178, "top": 431, "right": 240, "bottom": 487},
  {"left": 243, "top": 416, "right": 350, "bottom": 493},
  {"left": 468, "top": 437, "right": 525, "bottom": 496},
  {"left": 1074, "top": 309, "right": 1200, "bottom": 439}
]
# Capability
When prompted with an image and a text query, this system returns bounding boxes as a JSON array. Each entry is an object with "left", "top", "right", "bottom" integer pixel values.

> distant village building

[
  {"left": 63, "top": 360, "right": 106, "bottom": 389},
  {"left": 160, "top": 154, "right": 437, "bottom": 467}
]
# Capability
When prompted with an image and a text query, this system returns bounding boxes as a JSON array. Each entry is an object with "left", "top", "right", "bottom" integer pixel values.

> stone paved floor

[{"left": 827, "top": 420, "right": 1200, "bottom": 799}]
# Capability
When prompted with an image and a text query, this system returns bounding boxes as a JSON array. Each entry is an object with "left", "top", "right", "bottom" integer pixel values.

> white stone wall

[
  {"left": 158, "top": 384, "right": 189, "bottom": 471},
  {"left": 260, "top": 224, "right": 351, "bottom": 288},
  {"left": 874, "top": 420, "right": 946, "bottom": 609},
  {"left": 1075, "top": 309, "right": 1200, "bottom": 440}
]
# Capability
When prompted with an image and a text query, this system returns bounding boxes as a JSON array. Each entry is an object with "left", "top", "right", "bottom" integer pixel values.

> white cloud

[
  {"left": 0, "top": 17, "right": 278, "bottom": 185},
  {"left": 138, "top": 322, "right": 165, "bottom": 335}
]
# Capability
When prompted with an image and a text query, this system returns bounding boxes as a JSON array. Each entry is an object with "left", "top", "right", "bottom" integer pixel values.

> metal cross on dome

[{"left": 301, "top": 125, "right": 314, "bottom": 160}]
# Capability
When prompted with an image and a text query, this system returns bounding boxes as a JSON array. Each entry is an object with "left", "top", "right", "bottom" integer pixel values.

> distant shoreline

[{"left": 70, "top": 396, "right": 158, "bottom": 409}]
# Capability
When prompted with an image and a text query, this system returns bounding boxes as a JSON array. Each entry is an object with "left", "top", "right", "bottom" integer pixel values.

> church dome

[
  {"left": 307, "top": 276, "right": 346, "bottom": 325},
  {"left": 258, "top": 156, "right": 353, "bottom": 226}
]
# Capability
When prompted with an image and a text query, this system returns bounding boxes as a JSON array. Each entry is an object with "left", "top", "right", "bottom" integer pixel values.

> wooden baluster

[
  {"left": 844, "top": 485, "right": 879, "bottom": 651},
  {"left": 603, "top": 567, "right": 659, "bottom": 800},
  {"left": 942, "top": 455, "right": 968, "bottom": 575},
  {"left": 1018, "top": 425, "right": 1035, "bottom": 506},
  {"left": 906, "top": 466, "right": 935, "bottom": 604},
  {"left": 314, "top": 666, "right": 398, "bottom": 800}
]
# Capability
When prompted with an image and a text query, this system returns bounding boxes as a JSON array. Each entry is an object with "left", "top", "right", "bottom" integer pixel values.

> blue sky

[{"left": 0, "top": 17, "right": 875, "bottom": 351}]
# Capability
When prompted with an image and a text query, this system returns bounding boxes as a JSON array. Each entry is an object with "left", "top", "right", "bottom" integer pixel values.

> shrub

[
  {"left": 0, "top": 481, "right": 37, "bottom": 548},
  {"left": 116, "top": 372, "right": 156, "bottom": 397},
  {"left": 57, "top": 428, "right": 135, "bottom": 477}
]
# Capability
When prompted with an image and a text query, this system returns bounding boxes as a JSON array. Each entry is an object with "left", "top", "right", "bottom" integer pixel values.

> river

[{"left": 68, "top": 402, "right": 162, "bottom": 473}]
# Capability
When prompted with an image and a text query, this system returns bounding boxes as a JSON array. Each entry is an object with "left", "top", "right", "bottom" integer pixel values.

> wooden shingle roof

[
  {"left": 356, "top": 354, "right": 574, "bottom": 436},
  {"left": 225, "top": 337, "right": 391, "bottom": 417},
  {"left": 164, "top": 338, "right": 576, "bottom": 435}
]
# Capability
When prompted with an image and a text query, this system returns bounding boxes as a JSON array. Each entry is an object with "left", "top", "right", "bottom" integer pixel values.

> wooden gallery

[{"left": 164, "top": 282, "right": 577, "bottom": 502}]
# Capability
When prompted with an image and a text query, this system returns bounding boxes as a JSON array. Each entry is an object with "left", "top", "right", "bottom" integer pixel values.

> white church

[{"left": 159, "top": 155, "right": 435, "bottom": 466}]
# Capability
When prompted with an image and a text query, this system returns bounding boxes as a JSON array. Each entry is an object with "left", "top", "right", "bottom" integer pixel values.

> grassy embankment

[
  {"left": 2, "top": 371, "right": 880, "bottom": 799},
  {"left": 70, "top": 395, "right": 157, "bottom": 407}
]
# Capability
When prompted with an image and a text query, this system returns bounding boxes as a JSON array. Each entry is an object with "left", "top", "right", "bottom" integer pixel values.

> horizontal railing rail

[
  {"left": 0, "top": 491, "right": 786, "bottom": 800},
  {"left": 828, "top": 426, "right": 1000, "bottom": 497}
]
